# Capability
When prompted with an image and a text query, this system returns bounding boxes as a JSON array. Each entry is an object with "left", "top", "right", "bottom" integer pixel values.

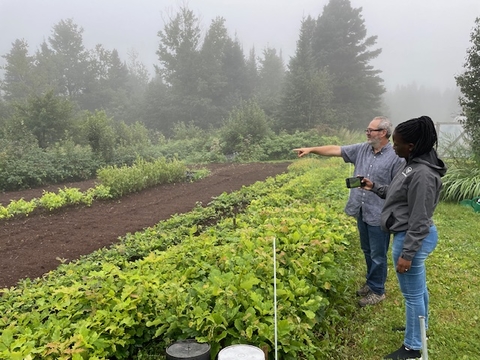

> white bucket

[{"left": 218, "top": 344, "right": 265, "bottom": 359}]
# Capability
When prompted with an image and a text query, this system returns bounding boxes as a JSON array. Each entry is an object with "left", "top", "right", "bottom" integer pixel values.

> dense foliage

[
  {"left": 0, "top": 159, "right": 360, "bottom": 359},
  {"left": 0, "top": 109, "right": 341, "bottom": 191},
  {"left": 455, "top": 17, "right": 480, "bottom": 162},
  {"left": 441, "top": 161, "right": 480, "bottom": 202}
]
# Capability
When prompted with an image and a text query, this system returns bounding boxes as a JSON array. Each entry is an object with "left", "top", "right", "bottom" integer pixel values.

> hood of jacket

[{"left": 409, "top": 149, "right": 447, "bottom": 178}]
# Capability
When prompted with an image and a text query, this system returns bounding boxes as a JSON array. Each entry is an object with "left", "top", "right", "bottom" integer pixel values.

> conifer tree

[
  {"left": 312, "top": 0, "right": 384, "bottom": 129},
  {"left": 0, "top": 39, "right": 36, "bottom": 101},
  {"left": 256, "top": 47, "right": 285, "bottom": 118},
  {"left": 277, "top": 16, "right": 334, "bottom": 131},
  {"left": 47, "top": 19, "right": 91, "bottom": 98}
]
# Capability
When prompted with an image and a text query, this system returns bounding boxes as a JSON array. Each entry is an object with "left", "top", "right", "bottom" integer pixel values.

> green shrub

[
  {"left": 58, "top": 187, "right": 85, "bottom": 205},
  {"left": 38, "top": 191, "right": 65, "bottom": 211},
  {"left": 5, "top": 198, "right": 36, "bottom": 218},
  {"left": 0, "top": 137, "right": 99, "bottom": 191},
  {"left": 219, "top": 99, "right": 272, "bottom": 156},
  {"left": 260, "top": 130, "right": 341, "bottom": 161},
  {"left": 441, "top": 162, "right": 480, "bottom": 202},
  {"left": 97, "top": 157, "right": 187, "bottom": 198}
]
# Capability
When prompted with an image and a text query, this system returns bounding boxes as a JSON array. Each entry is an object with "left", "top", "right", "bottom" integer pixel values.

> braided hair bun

[{"left": 394, "top": 116, "right": 438, "bottom": 158}]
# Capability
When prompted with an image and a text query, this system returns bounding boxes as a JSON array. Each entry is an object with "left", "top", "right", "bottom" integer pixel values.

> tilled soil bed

[{"left": 0, "top": 162, "right": 291, "bottom": 289}]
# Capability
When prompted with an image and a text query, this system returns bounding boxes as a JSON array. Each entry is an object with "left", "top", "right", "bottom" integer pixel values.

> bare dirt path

[{"left": 0, "top": 162, "right": 291, "bottom": 289}]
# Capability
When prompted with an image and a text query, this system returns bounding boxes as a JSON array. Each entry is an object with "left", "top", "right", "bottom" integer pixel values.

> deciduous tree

[
  {"left": 13, "top": 90, "right": 74, "bottom": 148},
  {"left": 80, "top": 110, "right": 115, "bottom": 162},
  {"left": 455, "top": 17, "right": 480, "bottom": 161},
  {"left": 219, "top": 99, "right": 271, "bottom": 155}
]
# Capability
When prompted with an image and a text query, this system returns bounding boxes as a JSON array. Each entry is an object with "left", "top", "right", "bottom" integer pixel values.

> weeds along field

[{"left": 0, "top": 158, "right": 362, "bottom": 359}]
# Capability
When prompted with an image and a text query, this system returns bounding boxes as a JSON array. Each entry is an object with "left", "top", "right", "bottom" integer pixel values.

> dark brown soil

[{"left": 0, "top": 162, "right": 290, "bottom": 289}]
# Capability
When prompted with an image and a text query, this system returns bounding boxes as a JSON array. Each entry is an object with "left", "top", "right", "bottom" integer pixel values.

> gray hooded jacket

[{"left": 372, "top": 149, "right": 447, "bottom": 261}]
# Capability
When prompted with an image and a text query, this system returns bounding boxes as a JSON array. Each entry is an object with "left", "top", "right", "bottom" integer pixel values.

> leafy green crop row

[
  {"left": 97, "top": 157, "right": 189, "bottom": 198},
  {"left": 0, "top": 158, "right": 357, "bottom": 360},
  {"left": 0, "top": 185, "right": 112, "bottom": 220},
  {"left": 0, "top": 158, "right": 207, "bottom": 220}
]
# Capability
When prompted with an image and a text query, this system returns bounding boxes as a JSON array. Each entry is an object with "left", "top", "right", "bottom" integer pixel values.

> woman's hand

[{"left": 396, "top": 257, "right": 412, "bottom": 274}]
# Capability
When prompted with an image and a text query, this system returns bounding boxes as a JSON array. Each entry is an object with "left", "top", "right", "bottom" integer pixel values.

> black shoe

[{"left": 384, "top": 344, "right": 421, "bottom": 359}]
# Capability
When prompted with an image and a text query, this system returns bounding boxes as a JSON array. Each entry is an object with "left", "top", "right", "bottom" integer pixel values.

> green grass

[{"left": 332, "top": 202, "right": 480, "bottom": 359}]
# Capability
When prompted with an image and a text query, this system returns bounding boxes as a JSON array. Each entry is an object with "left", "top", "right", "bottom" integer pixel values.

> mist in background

[{"left": 1, "top": 0, "right": 479, "bottom": 124}]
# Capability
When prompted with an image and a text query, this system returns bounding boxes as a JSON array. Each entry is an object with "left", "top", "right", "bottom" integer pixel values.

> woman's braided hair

[{"left": 395, "top": 116, "right": 438, "bottom": 159}]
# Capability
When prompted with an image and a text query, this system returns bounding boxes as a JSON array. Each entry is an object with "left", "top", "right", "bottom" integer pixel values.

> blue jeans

[
  {"left": 392, "top": 225, "right": 438, "bottom": 350},
  {"left": 356, "top": 212, "right": 390, "bottom": 295}
]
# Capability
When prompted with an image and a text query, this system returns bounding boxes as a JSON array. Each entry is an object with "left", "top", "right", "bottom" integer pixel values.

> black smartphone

[{"left": 345, "top": 176, "right": 364, "bottom": 188}]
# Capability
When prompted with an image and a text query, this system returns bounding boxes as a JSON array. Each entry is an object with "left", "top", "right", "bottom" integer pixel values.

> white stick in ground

[{"left": 419, "top": 315, "right": 428, "bottom": 360}]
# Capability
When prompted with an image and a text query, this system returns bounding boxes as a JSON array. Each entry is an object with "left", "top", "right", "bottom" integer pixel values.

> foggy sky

[{"left": 0, "top": 0, "right": 479, "bottom": 92}]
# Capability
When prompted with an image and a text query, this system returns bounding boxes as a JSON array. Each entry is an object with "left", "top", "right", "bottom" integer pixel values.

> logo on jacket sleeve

[{"left": 401, "top": 167, "right": 413, "bottom": 177}]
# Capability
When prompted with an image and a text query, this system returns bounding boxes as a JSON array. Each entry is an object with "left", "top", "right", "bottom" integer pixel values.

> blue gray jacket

[{"left": 372, "top": 149, "right": 447, "bottom": 260}]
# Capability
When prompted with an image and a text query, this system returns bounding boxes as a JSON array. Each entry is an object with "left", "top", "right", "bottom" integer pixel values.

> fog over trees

[
  {"left": 1, "top": 0, "right": 479, "bottom": 193},
  {"left": 0, "top": 0, "right": 474, "bottom": 145}
]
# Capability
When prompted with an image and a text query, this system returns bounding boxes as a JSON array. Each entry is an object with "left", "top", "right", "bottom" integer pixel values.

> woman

[{"left": 362, "top": 116, "right": 447, "bottom": 359}]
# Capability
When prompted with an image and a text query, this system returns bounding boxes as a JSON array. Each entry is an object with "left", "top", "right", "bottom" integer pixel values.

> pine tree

[
  {"left": 155, "top": 6, "right": 203, "bottom": 129},
  {"left": 245, "top": 48, "right": 259, "bottom": 97},
  {"left": 256, "top": 47, "right": 285, "bottom": 118},
  {"left": 312, "top": 0, "right": 384, "bottom": 129},
  {"left": 47, "top": 19, "right": 91, "bottom": 98},
  {"left": 0, "top": 39, "right": 36, "bottom": 101},
  {"left": 277, "top": 16, "right": 334, "bottom": 132},
  {"left": 198, "top": 16, "right": 234, "bottom": 127},
  {"left": 221, "top": 38, "right": 251, "bottom": 107},
  {"left": 80, "top": 45, "right": 129, "bottom": 114}
]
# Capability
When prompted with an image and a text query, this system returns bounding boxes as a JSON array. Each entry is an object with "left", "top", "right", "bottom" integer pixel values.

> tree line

[
  {"left": 1, "top": 0, "right": 478, "bottom": 172},
  {"left": 0, "top": 0, "right": 384, "bottom": 146}
]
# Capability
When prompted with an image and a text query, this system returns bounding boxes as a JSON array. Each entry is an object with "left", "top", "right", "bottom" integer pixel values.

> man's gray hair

[{"left": 374, "top": 116, "right": 393, "bottom": 138}]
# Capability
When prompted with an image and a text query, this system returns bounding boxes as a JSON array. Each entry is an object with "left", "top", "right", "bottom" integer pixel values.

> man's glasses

[{"left": 364, "top": 128, "right": 384, "bottom": 134}]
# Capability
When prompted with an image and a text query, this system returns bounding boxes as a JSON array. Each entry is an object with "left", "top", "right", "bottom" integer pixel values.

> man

[{"left": 293, "top": 116, "right": 405, "bottom": 307}]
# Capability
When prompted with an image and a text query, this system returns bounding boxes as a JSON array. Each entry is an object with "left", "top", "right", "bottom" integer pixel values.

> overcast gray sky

[{"left": 1, "top": 0, "right": 479, "bottom": 91}]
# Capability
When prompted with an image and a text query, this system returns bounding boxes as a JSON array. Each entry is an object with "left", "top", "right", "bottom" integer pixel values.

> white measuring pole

[
  {"left": 419, "top": 316, "right": 428, "bottom": 360},
  {"left": 273, "top": 236, "right": 278, "bottom": 360}
]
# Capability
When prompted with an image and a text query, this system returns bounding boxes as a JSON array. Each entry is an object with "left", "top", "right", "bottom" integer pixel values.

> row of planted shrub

[
  {"left": 97, "top": 157, "right": 194, "bottom": 198},
  {"left": 0, "top": 185, "right": 112, "bottom": 219},
  {"left": 0, "top": 158, "right": 357, "bottom": 359},
  {"left": 0, "top": 157, "right": 204, "bottom": 220}
]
